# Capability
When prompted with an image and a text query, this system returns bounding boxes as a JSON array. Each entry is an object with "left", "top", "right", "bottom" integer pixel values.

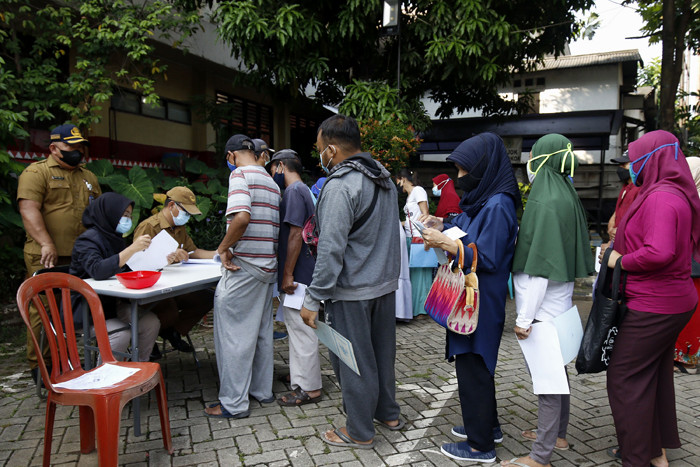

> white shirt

[
  {"left": 403, "top": 186, "right": 428, "bottom": 237},
  {"left": 513, "top": 272, "right": 574, "bottom": 329}
]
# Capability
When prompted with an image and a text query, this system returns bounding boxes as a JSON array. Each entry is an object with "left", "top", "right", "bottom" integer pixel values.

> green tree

[
  {"left": 0, "top": 0, "right": 201, "bottom": 139},
  {"left": 629, "top": 0, "right": 699, "bottom": 131},
  {"left": 190, "top": 0, "right": 594, "bottom": 120}
]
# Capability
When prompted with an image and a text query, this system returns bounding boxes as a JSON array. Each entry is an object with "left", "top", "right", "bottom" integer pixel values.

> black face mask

[
  {"left": 456, "top": 173, "right": 481, "bottom": 193},
  {"left": 616, "top": 166, "right": 631, "bottom": 183},
  {"left": 59, "top": 149, "right": 83, "bottom": 167}
]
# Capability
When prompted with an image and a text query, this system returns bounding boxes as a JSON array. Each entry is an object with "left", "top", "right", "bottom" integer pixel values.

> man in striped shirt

[{"left": 205, "top": 134, "right": 281, "bottom": 419}]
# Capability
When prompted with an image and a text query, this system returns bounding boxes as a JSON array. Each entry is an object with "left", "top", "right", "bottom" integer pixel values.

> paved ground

[{"left": 0, "top": 296, "right": 698, "bottom": 466}]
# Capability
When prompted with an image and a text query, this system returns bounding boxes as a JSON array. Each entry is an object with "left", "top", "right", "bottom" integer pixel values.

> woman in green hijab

[{"left": 502, "top": 134, "right": 594, "bottom": 467}]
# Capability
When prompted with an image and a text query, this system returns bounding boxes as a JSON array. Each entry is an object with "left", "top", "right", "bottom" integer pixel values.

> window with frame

[
  {"left": 111, "top": 88, "right": 191, "bottom": 124},
  {"left": 215, "top": 91, "right": 273, "bottom": 148}
]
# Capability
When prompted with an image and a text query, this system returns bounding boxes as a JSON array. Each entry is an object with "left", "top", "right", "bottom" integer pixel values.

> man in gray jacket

[{"left": 301, "top": 115, "right": 403, "bottom": 449}]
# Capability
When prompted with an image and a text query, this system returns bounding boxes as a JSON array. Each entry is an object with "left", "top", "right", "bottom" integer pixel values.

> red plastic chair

[{"left": 16, "top": 272, "right": 173, "bottom": 467}]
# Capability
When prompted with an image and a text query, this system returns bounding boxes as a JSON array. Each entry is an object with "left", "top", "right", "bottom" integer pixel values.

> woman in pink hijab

[{"left": 602, "top": 131, "right": 700, "bottom": 467}]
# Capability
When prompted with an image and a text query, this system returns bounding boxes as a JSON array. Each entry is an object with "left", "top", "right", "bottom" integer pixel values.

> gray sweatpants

[
  {"left": 214, "top": 267, "right": 274, "bottom": 415},
  {"left": 530, "top": 372, "right": 570, "bottom": 465},
  {"left": 325, "top": 292, "right": 401, "bottom": 442},
  {"left": 280, "top": 296, "right": 322, "bottom": 392}
]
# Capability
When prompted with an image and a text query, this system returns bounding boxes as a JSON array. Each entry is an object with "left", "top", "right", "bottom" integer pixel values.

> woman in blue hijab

[{"left": 421, "top": 133, "right": 520, "bottom": 463}]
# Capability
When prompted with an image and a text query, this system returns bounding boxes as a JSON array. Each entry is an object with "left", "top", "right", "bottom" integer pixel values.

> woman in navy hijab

[{"left": 421, "top": 133, "right": 520, "bottom": 463}]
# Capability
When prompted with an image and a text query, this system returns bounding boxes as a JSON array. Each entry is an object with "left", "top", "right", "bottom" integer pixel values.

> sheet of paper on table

[
  {"left": 551, "top": 305, "right": 583, "bottom": 364},
  {"left": 182, "top": 258, "right": 220, "bottom": 265},
  {"left": 126, "top": 230, "right": 178, "bottom": 271},
  {"left": 517, "top": 322, "right": 570, "bottom": 395},
  {"left": 314, "top": 321, "right": 360, "bottom": 376},
  {"left": 282, "top": 283, "right": 307, "bottom": 310},
  {"left": 53, "top": 363, "right": 140, "bottom": 390}
]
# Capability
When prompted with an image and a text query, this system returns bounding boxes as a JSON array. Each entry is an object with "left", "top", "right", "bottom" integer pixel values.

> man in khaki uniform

[
  {"left": 134, "top": 187, "right": 215, "bottom": 353},
  {"left": 17, "top": 124, "right": 101, "bottom": 378}
]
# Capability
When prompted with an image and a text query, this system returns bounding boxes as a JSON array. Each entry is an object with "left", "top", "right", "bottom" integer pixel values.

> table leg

[{"left": 130, "top": 300, "right": 142, "bottom": 437}]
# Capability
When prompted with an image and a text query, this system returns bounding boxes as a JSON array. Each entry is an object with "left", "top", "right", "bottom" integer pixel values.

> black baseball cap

[
  {"left": 252, "top": 138, "right": 275, "bottom": 155},
  {"left": 611, "top": 150, "right": 630, "bottom": 164},
  {"left": 224, "top": 134, "right": 254, "bottom": 155}
]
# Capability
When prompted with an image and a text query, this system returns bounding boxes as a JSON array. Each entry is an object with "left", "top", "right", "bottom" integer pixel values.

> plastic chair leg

[
  {"left": 94, "top": 399, "right": 122, "bottom": 467},
  {"left": 42, "top": 400, "right": 56, "bottom": 467},
  {"left": 154, "top": 373, "right": 173, "bottom": 454},
  {"left": 79, "top": 406, "right": 95, "bottom": 453},
  {"left": 184, "top": 333, "right": 199, "bottom": 368}
]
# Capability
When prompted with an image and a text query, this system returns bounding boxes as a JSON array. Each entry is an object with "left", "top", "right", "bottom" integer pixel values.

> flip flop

[
  {"left": 374, "top": 418, "right": 405, "bottom": 431},
  {"left": 322, "top": 428, "right": 375, "bottom": 450},
  {"left": 607, "top": 446, "right": 622, "bottom": 459},
  {"left": 204, "top": 403, "right": 250, "bottom": 419},
  {"left": 277, "top": 387, "right": 322, "bottom": 406},
  {"left": 501, "top": 458, "right": 536, "bottom": 467},
  {"left": 521, "top": 429, "right": 570, "bottom": 450}
]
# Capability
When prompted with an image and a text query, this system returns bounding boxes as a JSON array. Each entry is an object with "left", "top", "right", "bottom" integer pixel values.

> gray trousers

[
  {"left": 325, "top": 292, "right": 401, "bottom": 442},
  {"left": 214, "top": 267, "right": 274, "bottom": 415},
  {"left": 280, "top": 297, "right": 322, "bottom": 392},
  {"left": 530, "top": 374, "right": 570, "bottom": 465}
]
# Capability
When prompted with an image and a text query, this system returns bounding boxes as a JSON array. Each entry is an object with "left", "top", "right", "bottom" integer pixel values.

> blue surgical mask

[
  {"left": 116, "top": 217, "right": 132, "bottom": 234},
  {"left": 227, "top": 161, "right": 236, "bottom": 172},
  {"left": 629, "top": 142, "right": 678, "bottom": 187},
  {"left": 432, "top": 187, "right": 441, "bottom": 197},
  {"left": 319, "top": 145, "right": 334, "bottom": 174},
  {"left": 173, "top": 206, "right": 191, "bottom": 226}
]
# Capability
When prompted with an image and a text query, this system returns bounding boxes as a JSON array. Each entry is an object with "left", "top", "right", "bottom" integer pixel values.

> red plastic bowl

[{"left": 116, "top": 270, "right": 161, "bottom": 289}]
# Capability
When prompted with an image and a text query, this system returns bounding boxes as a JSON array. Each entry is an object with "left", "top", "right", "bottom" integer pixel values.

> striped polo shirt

[{"left": 226, "top": 165, "right": 280, "bottom": 282}]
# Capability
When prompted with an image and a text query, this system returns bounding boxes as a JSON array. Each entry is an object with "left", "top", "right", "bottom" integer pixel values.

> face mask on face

[
  {"left": 617, "top": 166, "right": 631, "bottom": 183},
  {"left": 273, "top": 170, "right": 286, "bottom": 190},
  {"left": 526, "top": 163, "right": 536, "bottom": 184},
  {"left": 320, "top": 145, "right": 334, "bottom": 174},
  {"left": 59, "top": 148, "right": 83, "bottom": 167},
  {"left": 629, "top": 142, "right": 679, "bottom": 187},
  {"left": 172, "top": 205, "right": 191, "bottom": 226},
  {"left": 432, "top": 178, "right": 448, "bottom": 197},
  {"left": 456, "top": 173, "right": 481, "bottom": 193},
  {"left": 116, "top": 217, "right": 132, "bottom": 234},
  {"left": 227, "top": 160, "right": 236, "bottom": 171},
  {"left": 432, "top": 187, "right": 441, "bottom": 197}
]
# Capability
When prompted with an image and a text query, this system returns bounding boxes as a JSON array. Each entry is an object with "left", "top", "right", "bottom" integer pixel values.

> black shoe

[
  {"left": 150, "top": 343, "right": 162, "bottom": 361},
  {"left": 163, "top": 329, "right": 194, "bottom": 352}
]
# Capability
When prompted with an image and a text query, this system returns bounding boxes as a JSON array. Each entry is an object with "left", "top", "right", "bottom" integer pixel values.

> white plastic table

[{"left": 83, "top": 262, "right": 222, "bottom": 436}]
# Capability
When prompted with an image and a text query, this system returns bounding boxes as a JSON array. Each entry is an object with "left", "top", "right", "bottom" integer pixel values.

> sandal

[
  {"left": 521, "top": 429, "right": 570, "bottom": 450},
  {"left": 374, "top": 418, "right": 405, "bottom": 431},
  {"left": 277, "top": 387, "right": 322, "bottom": 406},
  {"left": 674, "top": 361, "right": 698, "bottom": 374},
  {"left": 322, "top": 428, "right": 374, "bottom": 450}
]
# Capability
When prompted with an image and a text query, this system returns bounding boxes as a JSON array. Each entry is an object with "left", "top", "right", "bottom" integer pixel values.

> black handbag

[{"left": 575, "top": 248, "right": 628, "bottom": 374}]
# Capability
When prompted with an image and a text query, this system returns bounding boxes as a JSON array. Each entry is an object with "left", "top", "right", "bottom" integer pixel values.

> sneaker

[
  {"left": 451, "top": 425, "right": 503, "bottom": 443},
  {"left": 273, "top": 331, "right": 288, "bottom": 340},
  {"left": 441, "top": 441, "right": 497, "bottom": 463}
]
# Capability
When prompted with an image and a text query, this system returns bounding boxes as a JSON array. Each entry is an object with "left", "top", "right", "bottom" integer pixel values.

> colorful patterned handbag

[{"left": 424, "top": 239, "right": 480, "bottom": 335}]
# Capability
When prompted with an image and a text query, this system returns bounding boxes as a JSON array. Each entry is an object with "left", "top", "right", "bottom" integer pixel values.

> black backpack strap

[{"left": 349, "top": 184, "right": 380, "bottom": 235}]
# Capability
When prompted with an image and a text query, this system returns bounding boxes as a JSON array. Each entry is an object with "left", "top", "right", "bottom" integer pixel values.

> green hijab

[{"left": 512, "top": 134, "right": 594, "bottom": 281}]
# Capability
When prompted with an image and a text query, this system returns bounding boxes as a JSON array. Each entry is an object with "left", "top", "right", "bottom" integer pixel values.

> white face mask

[{"left": 526, "top": 163, "right": 536, "bottom": 184}]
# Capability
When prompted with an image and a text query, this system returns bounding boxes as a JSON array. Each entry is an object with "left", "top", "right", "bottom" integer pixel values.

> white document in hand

[
  {"left": 314, "top": 321, "right": 360, "bottom": 376},
  {"left": 551, "top": 305, "right": 583, "bottom": 364},
  {"left": 126, "top": 230, "right": 178, "bottom": 271},
  {"left": 517, "top": 322, "right": 570, "bottom": 395},
  {"left": 282, "top": 284, "right": 307, "bottom": 310}
]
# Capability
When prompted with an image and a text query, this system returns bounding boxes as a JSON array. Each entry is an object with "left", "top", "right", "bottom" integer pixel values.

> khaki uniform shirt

[
  {"left": 134, "top": 210, "right": 198, "bottom": 252},
  {"left": 17, "top": 157, "right": 101, "bottom": 256}
]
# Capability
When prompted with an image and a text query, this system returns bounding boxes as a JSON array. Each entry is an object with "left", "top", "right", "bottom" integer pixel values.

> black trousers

[{"left": 455, "top": 352, "right": 499, "bottom": 452}]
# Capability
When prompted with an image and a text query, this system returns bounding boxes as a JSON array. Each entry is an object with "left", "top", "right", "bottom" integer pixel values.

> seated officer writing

[{"left": 134, "top": 187, "right": 215, "bottom": 354}]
